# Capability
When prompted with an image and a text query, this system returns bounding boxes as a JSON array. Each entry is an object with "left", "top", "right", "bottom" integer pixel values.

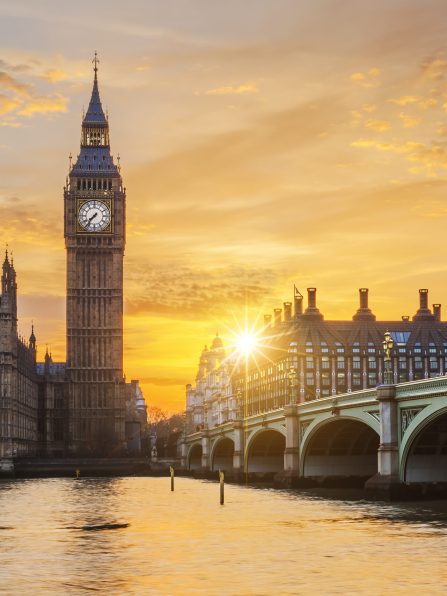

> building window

[
  {"left": 414, "top": 357, "right": 423, "bottom": 370},
  {"left": 321, "top": 372, "right": 330, "bottom": 387},
  {"left": 352, "top": 372, "right": 361, "bottom": 386},
  {"left": 430, "top": 357, "right": 438, "bottom": 370},
  {"left": 337, "top": 357, "right": 345, "bottom": 369},
  {"left": 399, "top": 357, "right": 407, "bottom": 370},
  {"left": 353, "top": 357, "right": 361, "bottom": 370},
  {"left": 306, "top": 373, "right": 314, "bottom": 386},
  {"left": 321, "top": 357, "right": 330, "bottom": 370},
  {"left": 306, "top": 357, "right": 314, "bottom": 369},
  {"left": 368, "top": 372, "right": 377, "bottom": 386},
  {"left": 368, "top": 357, "right": 376, "bottom": 370},
  {"left": 337, "top": 372, "right": 345, "bottom": 384}
]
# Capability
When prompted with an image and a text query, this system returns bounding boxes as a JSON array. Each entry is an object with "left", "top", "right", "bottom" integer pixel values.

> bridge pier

[
  {"left": 365, "top": 385, "right": 404, "bottom": 499},
  {"left": 180, "top": 439, "right": 187, "bottom": 469},
  {"left": 201, "top": 432, "right": 210, "bottom": 471},
  {"left": 275, "top": 404, "right": 300, "bottom": 487},
  {"left": 232, "top": 420, "right": 244, "bottom": 476}
]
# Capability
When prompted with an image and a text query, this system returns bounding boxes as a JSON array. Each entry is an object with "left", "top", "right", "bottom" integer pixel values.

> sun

[{"left": 236, "top": 332, "right": 258, "bottom": 356}]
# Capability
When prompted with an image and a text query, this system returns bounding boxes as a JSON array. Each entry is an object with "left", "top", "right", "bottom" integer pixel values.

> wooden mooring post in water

[
  {"left": 219, "top": 470, "right": 224, "bottom": 505},
  {"left": 170, "top": 466, "right": 174, "bottom": 491}
]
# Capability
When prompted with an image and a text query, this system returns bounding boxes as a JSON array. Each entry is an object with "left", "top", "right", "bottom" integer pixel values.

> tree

[{"left": 148, "top": 408, "right": 186, "bottom": 458}]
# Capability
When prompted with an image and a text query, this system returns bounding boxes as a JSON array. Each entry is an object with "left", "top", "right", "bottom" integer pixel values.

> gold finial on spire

[
  {"left": 117, "top": 153, "right": 121, "bottom": 172},
  {"left": 93, "top": 51, "right": 99, "bottom": 77}
]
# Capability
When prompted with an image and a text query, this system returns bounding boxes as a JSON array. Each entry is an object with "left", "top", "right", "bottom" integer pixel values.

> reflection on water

[{"left": 1, "top": 477, "right": 447, "bottom": 594}]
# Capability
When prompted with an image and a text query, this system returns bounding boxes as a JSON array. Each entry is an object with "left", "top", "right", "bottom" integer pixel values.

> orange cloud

[
  {"left": 389, "top": 96, "right": 437, "bottom": 110},
  {"left": 351, "top": 138, "right": 447, "bottom": 175},
  {"left": 365, "top": 119, "right": 390, "bottom": 132},
  {"left": 421, "top": 55, "right": 447, "bottom": 80},
  {"left": 398, "top": 113, "right": 420, "bottom": 128},
  {"left": 18, "top": 94, "right": 68, "bottom": 116},
  {"left": 0, "top": 94, "right": 20, "bottom": 115},
  {"left": 41, "top": 69, "right": 68, "bottom": 84},
  {"left": 0, "top": 63, "right": 69, "bottom": 126},
  {"left": 205, "top": 83, "right": 259, "bottom": 95},
  {"left": 350, "top": 68, "right": 381, "bottom": 87}
]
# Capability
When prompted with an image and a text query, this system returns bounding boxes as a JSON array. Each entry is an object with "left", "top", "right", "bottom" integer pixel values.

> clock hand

[{"left": 88, "top": 212, "right": 98, "bottom": 223}]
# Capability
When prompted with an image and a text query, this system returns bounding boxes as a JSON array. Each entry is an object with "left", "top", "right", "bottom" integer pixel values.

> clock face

[{"left": 78, "top": 200, "right": 111, "bottom": 232}]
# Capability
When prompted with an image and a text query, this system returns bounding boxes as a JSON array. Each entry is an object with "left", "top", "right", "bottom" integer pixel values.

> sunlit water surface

[{"left": 1, "top": 477, "right": 447, "bottom": 594}]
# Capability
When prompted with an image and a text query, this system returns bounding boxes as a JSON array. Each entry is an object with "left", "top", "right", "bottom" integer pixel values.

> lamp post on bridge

[
  {"left": 288, "top": 366, "right": 298, "bottom": 404},
  {"left": 382, "top": 331, "right": 394, "bottom": 385},
  {"left": 365, "top": 329, "right": 401, "bottom": 498},
  {"left": 236, "top": 387, "right": 243, "bottom": 419}
]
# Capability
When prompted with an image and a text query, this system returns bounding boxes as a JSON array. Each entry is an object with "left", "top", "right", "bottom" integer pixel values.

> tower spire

[
  {"left": 93, "top": 51, "right": 99, "bottom": 79},
  {"left": 83, "top": 52, "right": 106, "bottom": 126}
]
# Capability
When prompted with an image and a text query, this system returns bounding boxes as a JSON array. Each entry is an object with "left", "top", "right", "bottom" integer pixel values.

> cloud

[
  {"left": 351, "top": 138, "right": 447, "bottom": 175},
  {"left": 350, "top": 67, "right": 381, "bottom": 87},
  {"left": 0, "top": 196, "right": 62, "bottom": 244},
  {"left": 204, "top": 83, "right": 259, "bottom": 95},
  {"left": 125, "top": 263, "right": 277, "bottom": 319},
  {"left": 18, "top": 94, "right": 68, "bottom": 116},
  {"left": 0, "top": 94, "right": 21, "bottom": 115},
  {"left": 421, "top": 55, "right": 447, "bottom": 80},
  {"left": 388, "top": 96, "right": 437, "bottom": 110},
  {"left": 0, "top": 71, "right": 31, "bottom": 95},
  {"left": 389, "top": 95, "right": 419, "bottom": 106},
  {"left": 0, "top": 63, "right": 69, "bottom": 126},
  {"left": 41, "top": 69, "right": 68, "bottom": 84},
  {"left": 398, "top": 112, "right": 420, "bottom": 128},
  {"left": 365, "top": 119, "right": 390, "bottom": 132}
]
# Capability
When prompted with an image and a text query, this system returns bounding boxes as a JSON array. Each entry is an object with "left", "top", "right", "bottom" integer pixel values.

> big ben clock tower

[{"left": 64, "top": 55, "right": 126, "bottom": 454}]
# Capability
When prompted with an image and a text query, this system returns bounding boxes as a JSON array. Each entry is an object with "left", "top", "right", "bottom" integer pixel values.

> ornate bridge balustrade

[{"left": 181, "top": 376, "right": 447, "bottom": 497}]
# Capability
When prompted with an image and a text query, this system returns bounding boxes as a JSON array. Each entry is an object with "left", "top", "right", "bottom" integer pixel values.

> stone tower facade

[{"left": 64, "top": 59, "right": 126, "bottom": 454}]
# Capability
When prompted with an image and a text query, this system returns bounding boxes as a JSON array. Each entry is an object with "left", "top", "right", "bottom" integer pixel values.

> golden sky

[{"left": 2, "top": 0, "right": 447, "bottom": 411}]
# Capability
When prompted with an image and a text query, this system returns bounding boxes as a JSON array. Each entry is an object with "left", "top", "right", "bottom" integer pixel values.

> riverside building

[{"left": 185, "top": 286, "right": 447, "bottom": 430}]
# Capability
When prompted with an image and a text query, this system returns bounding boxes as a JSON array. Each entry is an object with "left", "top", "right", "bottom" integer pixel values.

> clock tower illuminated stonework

[{"left": 64, "top": 56, "right": 126, "bottom": 454}]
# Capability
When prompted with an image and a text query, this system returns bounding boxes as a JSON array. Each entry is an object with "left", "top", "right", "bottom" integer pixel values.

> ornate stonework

[{"left": 401, "top": 407, "right": 425, "bottom": 435}]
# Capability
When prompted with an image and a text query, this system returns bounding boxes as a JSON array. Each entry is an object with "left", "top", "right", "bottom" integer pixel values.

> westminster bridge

[{"left": 181, "top": 377, "right": 447, "bottom": 497}]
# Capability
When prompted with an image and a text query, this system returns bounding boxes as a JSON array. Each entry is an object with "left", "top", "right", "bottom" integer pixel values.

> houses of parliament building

[{"left": 0, "top": 59, "right": 147, "bottom": 459}]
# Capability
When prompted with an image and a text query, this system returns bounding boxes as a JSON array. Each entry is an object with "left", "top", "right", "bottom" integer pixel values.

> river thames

[{"left": 0, "top": 477, "right": 447, "bottom": 594}]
